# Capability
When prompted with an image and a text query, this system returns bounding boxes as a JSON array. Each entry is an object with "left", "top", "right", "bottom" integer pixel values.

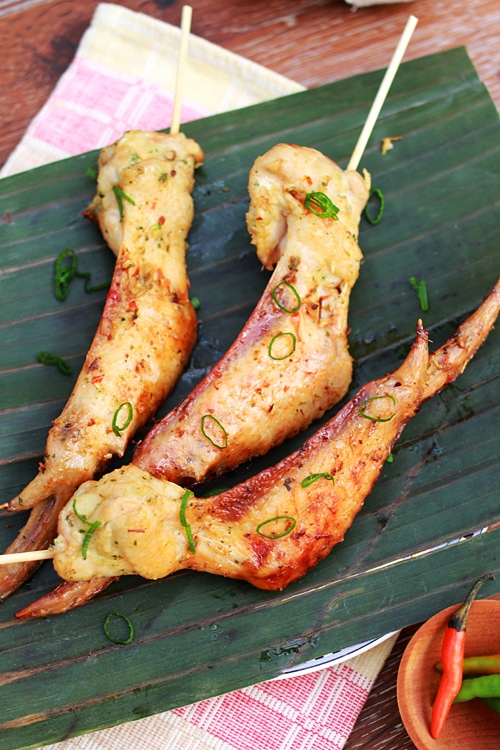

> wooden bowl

[{"left": 397, "top": 598, "right": 500, "bottom": 749}]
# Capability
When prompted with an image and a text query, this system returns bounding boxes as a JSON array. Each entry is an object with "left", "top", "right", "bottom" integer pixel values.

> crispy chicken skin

[
  {"left": 0, "top": 131, "right": 203, "bottom": 600},
  {"left": 37, "top": 279, "right": 498, "bottom": 593},
  {"left": 134, "top": 144, "right": 370, "bottom": 485}
]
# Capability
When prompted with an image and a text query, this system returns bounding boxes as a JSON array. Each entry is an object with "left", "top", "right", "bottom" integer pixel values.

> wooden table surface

[{"left": 2, "top": 0, "right": 500, "bottom": 748}]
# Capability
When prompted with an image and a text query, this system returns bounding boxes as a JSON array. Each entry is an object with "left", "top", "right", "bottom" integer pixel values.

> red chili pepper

[{"left": 430, "top": 573, "right": 494, "bottom": 739}]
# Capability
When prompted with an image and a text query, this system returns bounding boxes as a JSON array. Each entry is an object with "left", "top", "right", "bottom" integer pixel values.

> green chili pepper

[
  {"left": 436, "top": 653, "right": 500, "bottom": 675},
  {"left": 454, "top": 673, "right": 500, "bottom": 703}
]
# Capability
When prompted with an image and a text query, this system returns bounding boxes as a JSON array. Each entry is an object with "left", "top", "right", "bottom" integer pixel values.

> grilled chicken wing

[
  {"left": 0, "top": 131, "right": 203, "bottom": 600},
  {"left": 33, "top": 279, "right": 499, "bottom": 594},
  {"left": 15, "top": 144, "right": 370, "bottom": 616},
  {"left": 134, "top": 143, "right": 370, "bottom": 485}
]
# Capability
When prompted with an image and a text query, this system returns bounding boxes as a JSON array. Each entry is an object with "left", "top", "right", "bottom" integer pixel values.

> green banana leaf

[{"left": 0, "top": 47, "right": 499, "bottom": 749}]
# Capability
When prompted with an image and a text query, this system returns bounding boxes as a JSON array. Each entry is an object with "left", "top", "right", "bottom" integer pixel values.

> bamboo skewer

[
  {"left": 0, "top": 16, "right": 417, "bottom": 570},
  {"left": 0, "top": 549, "right": 55, "bottom": 564},
  {"left": 347, "top": 15, "right": 418, "bottom": 172},
  {"left": 170, "top": 5, "right": 193, "bottom": 136}
]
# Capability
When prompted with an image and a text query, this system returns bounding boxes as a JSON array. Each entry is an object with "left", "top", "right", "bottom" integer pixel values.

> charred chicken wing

[{"left": 35, "top": 280, "right": 499, "bottom": 595}]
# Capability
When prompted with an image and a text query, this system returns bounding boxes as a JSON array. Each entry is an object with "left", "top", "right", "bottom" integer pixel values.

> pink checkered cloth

[{"left": 3, "top": 5, "right": 399, "bottom": 749}]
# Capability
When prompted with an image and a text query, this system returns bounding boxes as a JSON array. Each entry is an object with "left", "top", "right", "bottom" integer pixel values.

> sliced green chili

[
  {"left": 364, "top": 187, "right": 385, "bottom": 225},
  {"left": 301, "top": 472, "right": 334, "bottom": 488},
  {"left": 304, "top": 192, "right": 339, "bottom": 219},
  {"left": 201, "top": 414, "right": 228, "bottom": 449},
  {"left": 112, "top": 185, "right": 136, "bottom": 220},
  {"left": 72, "top": 496, "right": 101, "bottom": 559},
  {"left": 271, "top": 281, "right": 301, "bottom": 313},
  {"left": 268, "top": 331, "right": 297, "bottom": 360},
  {"left": 103, "top": 611, "right": 135, "bottom": 645},
  {"left": 190, "top": 296, "right": 201, "bottom": 310},
  {"left": 358, "top": 394, "right": 396, "bottom": 422},
  {"left": 86, "top": 166, "right": 98, "bottom": 180},
  {"left": 37, "top": 351, "right": 72, "bottom": 376},
  {"left": 112, "top": 402, "right": 133, "bottom": 437},
  {"left": 256, "top": 515, "right": 296, "bottom": 539},
  {"left": 180, "top": 490, "right": 196, "bottom": 554},
  {"left": 409, "top": 276, "right": 429, "bottom": 312}
]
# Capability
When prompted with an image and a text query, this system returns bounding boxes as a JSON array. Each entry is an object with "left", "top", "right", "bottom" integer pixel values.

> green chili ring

[
  {"left": 301, "top": 472, "right": 334, "bottom": 488},
  {"left": 201, "top": 414, "right": 228, "bottom": 449},
  {"left": 256, "top": 515, "right": 297, "bottom": 539},
  {"left": 304, "top": 191, "right": 339, "bottom": 219},
  {"left": 364, "top": 187, "right": 385, "bottom": 225},
  {"left": 37, "top": 351, "right": 72, "bottom": 376},
  {"left": 268, "top": 331, "right": 297, "bottom": 360},
  {"left": 180, "top": 490, "right": 196, "bottom": 554},
  {"left": 271, "top": 281, "right": 301, "bottom": 313},
  {"left": 112, "top": 402, "right": 134, "bottom": 437},
  {"left": 358, "top": 394, "right": 396, "bottom": 422},
  {"left": 103, "top": 611, "right": 135, "bottom": 645}
]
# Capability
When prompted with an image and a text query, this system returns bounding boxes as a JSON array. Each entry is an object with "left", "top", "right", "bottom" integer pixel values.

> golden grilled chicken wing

[
  {"left": 12, "top": 143, "right": 370, "bottom": 616},
  {"left": 134, "top": 143, "right": 370, "bottom": 485},
  {"left": 0, "top": 131, "right": 203, "bottom": 600},
  {"left": 42, "top": 279, "right": 499, "bottom": 592}
]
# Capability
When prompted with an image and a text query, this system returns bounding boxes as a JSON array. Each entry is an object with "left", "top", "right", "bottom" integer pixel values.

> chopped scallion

[
  {"left": 112, "top": 185, "right": 136, "bottom": 221},
  {"left": 409, "top": 277, "right": 429, "bottom": 312},
  {"left": 72, "top": 496, "right": 101, "bottom": 559},
  {"left": 301, "top": 472, "right": 334, "bottom": 488},
  {"left": 37, "top": 351, "right": 72, "bottom": 376},
  {"left": 54, "top": 248, "right": 109, "bottom": 300},
  {"left": 180, "top": 490, "right": 196, "bottom": 554},
  {"left": 81, "top": 521, "right": 102, "bottom": 559}
]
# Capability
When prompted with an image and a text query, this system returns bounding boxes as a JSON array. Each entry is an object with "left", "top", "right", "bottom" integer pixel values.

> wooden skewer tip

[
  {"left": 170, "top": 5, "right": 193, "bottom": 136},
  {"left": 347, "top": 14, "right": 418, "bottom": 172},
  {"left": 0, "top": 549, "right": 56, "bottom": 565}
]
